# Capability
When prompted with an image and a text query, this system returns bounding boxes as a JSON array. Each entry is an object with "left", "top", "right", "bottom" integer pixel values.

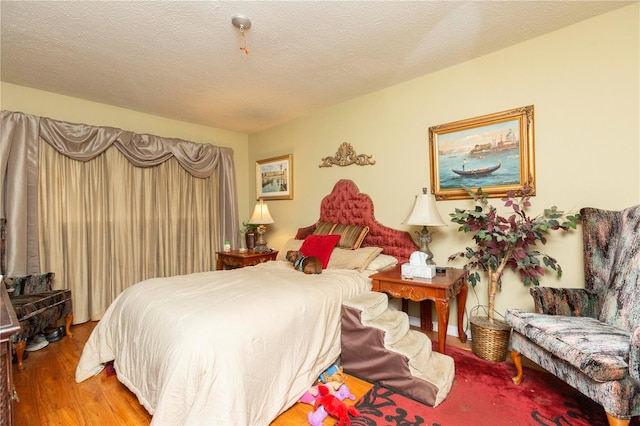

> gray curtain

[
  {"left": 0, "top": 111, "right": 41, "bottom": 275},
  {"left": 1, "top": 109, "right": 238, "bottom": 280}
]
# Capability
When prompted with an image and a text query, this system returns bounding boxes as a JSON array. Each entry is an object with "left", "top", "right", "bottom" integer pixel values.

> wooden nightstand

[
  {"left": 369, "top": 265, "right": 468, "bottom": 354},
  {"left": 216, "top": 250, "right": 279, "bottom": 270}
]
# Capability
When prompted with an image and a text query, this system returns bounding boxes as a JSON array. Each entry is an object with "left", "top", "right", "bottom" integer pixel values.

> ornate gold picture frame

[
  {"left": 256, "top": 154, "right": 293, "bottom": 200},
  {"left": 429, "top": 105, "right": 535, "bottom": 200}
]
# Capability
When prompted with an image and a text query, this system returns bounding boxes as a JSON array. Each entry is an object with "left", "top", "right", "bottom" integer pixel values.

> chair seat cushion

[{"left": 506, "top": 309, "right": 631, "bottom": 382}]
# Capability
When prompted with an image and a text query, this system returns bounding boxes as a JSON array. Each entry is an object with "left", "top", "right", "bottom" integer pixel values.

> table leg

[
  {"left": 419, "top": 300, "right": 433, "bottom": 331},
  {"left": 457, "top": 279, "right": 468, "bottom": 343},
  {"left": 434, "top": 299, "right": 449, "bottom": 354}
]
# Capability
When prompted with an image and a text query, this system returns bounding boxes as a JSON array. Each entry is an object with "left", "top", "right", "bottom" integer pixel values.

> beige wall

[
  {"left": 0, "top": 82, "right": 251, "bottom": 222},
  {"left": 248, "top": 5, "right": 640, "bottom": 326}
]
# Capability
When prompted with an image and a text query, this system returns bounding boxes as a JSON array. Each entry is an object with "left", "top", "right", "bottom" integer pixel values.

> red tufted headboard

[{"left": 295, "top": 179, "right": 418, "bottom": 264}]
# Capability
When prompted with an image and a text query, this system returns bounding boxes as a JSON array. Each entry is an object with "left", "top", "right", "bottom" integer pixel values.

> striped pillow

[
  {"left": 313, "top": 221, "right": 337, "bottom": 235},
  {"left": 331, "top": 223, "right": 369, "bottom": 250}
]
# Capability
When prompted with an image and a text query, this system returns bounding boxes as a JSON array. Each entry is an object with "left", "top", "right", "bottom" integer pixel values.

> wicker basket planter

[{"left": 470, "top": 315, "right": 511, "bottom": 362}]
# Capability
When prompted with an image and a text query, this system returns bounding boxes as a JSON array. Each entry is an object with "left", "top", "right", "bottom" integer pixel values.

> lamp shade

[
  {"left": 404, "top": 189, "right": 446, "bottom": 226},
  {"left": 248, "top": 200, "right": 275, "bottom": 225}
]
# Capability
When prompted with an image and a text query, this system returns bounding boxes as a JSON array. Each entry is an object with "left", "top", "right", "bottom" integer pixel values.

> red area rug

[{"left": 345, "top": 345, "right": 639, "bottom": 426}]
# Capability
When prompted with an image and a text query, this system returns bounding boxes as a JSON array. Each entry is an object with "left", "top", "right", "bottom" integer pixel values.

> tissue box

[{"left": 401, "top": 263, "right": 436, "bottom": 279}]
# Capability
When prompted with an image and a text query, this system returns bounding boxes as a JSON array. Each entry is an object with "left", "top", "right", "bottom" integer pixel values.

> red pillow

[{"left": 300, "top": 234, "right": 341, "bottom": 269}]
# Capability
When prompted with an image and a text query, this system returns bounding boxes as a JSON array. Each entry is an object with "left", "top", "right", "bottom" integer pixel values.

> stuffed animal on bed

[
  {"left": 307, "top": 385, "right": 355, "bottom": 426},
  {"left": 312, "top": 385, "right": 360, "bottom": 426}
]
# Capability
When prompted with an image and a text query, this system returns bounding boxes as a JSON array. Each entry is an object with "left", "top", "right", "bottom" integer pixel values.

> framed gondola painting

[
  {"left": 256, "top": 154, "right": 293, "bottom": 200},
  {"left": 428, "top": 105, "right": 535, "bottom": 200}
]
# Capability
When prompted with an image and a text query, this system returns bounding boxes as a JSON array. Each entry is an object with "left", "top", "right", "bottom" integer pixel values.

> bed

[{"left": 75, "top": 179, "right": 418, "bottom": 425}]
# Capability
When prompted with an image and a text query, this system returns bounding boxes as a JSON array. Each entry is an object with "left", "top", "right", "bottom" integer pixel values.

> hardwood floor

[
  {"left": 12, "top": 322, "right": 473, "bottom": 426},
  {"left": 13, "top": 321, "right": 151, "bottom": 426}
]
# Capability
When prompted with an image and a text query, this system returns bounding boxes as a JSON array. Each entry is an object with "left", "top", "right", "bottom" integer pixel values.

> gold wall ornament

[{"left": 319, "top": 142, "right": 376, "bottom": 168}]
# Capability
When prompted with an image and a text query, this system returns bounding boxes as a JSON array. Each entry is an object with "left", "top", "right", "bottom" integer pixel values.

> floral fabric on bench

[{"left": 506, "top": 205, "right": 640, "bottom": 425}]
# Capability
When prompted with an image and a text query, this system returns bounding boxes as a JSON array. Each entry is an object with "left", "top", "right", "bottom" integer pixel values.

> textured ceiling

[{"left": 1, "top": 1, "right": 633, "bottom": 134}]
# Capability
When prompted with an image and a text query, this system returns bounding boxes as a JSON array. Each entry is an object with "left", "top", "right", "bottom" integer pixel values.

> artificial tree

[{"left": 448, "top": 185, "right": 581, "bottom": 325}]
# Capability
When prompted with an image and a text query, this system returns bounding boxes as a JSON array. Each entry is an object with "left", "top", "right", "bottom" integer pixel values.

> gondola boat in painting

[{"left": 452, "top": 160, "right": 502, "bottom": 177}]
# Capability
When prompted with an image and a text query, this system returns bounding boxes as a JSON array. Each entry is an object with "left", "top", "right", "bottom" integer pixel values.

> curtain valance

[{"left": 39, "top": 116, "right": 220, "bottom": 178}]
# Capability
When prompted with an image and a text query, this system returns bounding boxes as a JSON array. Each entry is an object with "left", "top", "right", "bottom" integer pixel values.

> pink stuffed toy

[{"left": 312, "top": 385, "right": 359, "bottom": 426}]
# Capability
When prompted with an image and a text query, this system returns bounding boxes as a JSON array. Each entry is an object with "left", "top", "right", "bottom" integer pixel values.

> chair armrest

[
  {"left": 3, "top": 272, "right": 55, "bottom": 296},
  {"left": 631, "top": 327, "right": 640, "bottom": 382},
  {"left": 529, "top": 286, "right": 600, "bottom": 318}
]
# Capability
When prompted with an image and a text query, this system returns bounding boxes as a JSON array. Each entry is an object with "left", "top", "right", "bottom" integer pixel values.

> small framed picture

[
  {"left": 256, "top": 154, "right": 293, "bottom": 200},
  {"left": 429, "top": 105, "right": 535, "bottom": 200}
]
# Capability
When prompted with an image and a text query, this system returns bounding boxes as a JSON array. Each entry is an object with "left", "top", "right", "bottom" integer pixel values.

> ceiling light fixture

[{"left": 232, "top": 14, "right": 251, "bottom": 55}]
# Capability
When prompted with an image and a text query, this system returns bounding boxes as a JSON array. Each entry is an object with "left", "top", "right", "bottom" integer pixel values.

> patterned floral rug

[{"left": 342, "top": 345, "right": 639, "bottom": 426}]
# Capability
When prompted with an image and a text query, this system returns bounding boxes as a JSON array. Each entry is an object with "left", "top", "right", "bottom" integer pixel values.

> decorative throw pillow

[
  {"left": 313, "top": 221, "right": 337, "bottom": 235},
  {"left": 300, "top": 234, "right": 341, "bottom": 269},
  {"left": 331, "top": 224, "right": 369, "bottom": 250},
  {"left": 366, "top": 253, "right": 398, "bottom": 271},
  {"left": 327, "top": 247, "right": 383, "bottom": 272}
]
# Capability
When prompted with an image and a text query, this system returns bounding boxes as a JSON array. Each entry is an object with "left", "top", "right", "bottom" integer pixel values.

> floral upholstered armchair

[
  {"left": 506, "top": 205, "right": 640, "bottom": 426},
  {"left": 1, "top": 219, "right": 73, "bottom": 371}
]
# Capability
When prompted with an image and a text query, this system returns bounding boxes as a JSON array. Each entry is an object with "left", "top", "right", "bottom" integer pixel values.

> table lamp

[
  {"left": 404, "top": 188, "right": 447, "bottom": 265},
  {"left": 248, "top": 199, "right": 275, "bottom": 253}
]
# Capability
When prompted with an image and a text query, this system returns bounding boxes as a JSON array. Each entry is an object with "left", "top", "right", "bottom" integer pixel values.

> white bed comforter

[{"left": 75, "top": 261, "right": 371, "bottom": 425}]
